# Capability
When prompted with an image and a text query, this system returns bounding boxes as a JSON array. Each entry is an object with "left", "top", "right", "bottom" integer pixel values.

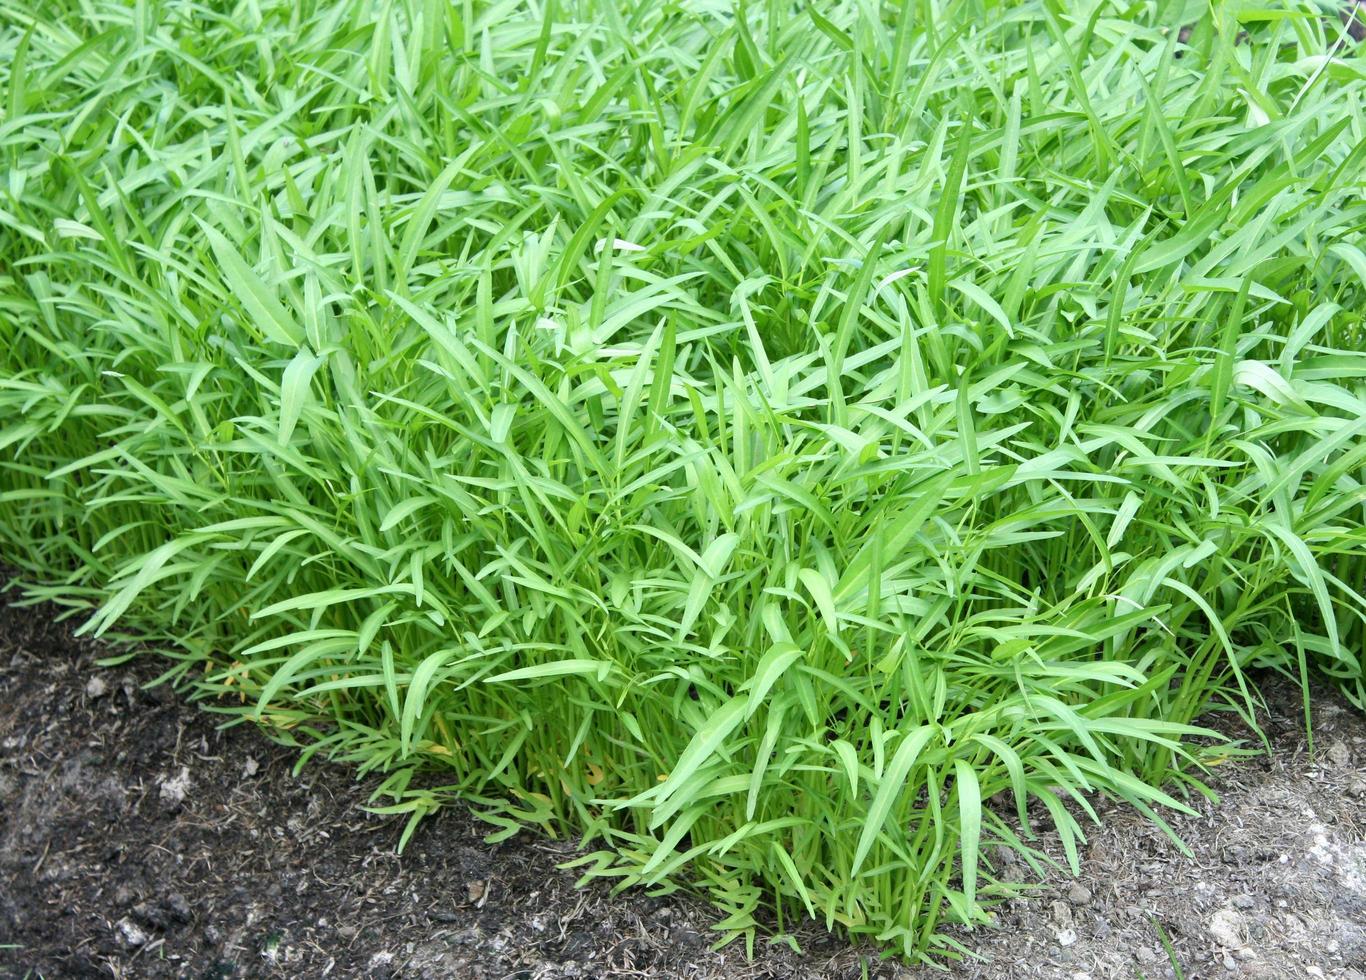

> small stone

[
  {"left": 85, "top": 676, "right": 108, "bottom": 698},
  {"left": 163, "top": 893, "right": 192, "bottom": 924},
  {"left": 465, "top": 880, "right": 485, "bottom": 904},
  {"left": 132, "top": 902, "right": 167, "bottom": 930},
  {"left": 1209, "top": 908, "right": 1244, "bottom": 948},
  {"left": 1050, "top": 900, "right": 1074, "bottom": 930},
  {"left": 992, "top": 845, "right": 1019, "bottom": 867},
  {"left": 1056, "top": 928, "right": 1078, "bottom": 947},
  {"left": 1231, "top": 893, "right": 1255, "bottom": 910},
  {"left": 242, "top": 757, "right": 259, "bottom": 778},
  {"left": 1067, "top": 883, "right": 1092, "bottom": 906},
  {"left": 117, "top": 918, "right": 149, "bottom": 947},
  {"left": 159, "top": 767, "right": 192, "bottom": 808},
  {"left": 366, "top": 952, "right": 394, "bottom": 971},
  {"left": 1323, "top": 740, "right": 1352, "bottom": 768}
]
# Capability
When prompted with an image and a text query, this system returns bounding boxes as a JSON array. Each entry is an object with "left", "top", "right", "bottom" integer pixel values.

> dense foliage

[{"left": 2, "top": 0, "right": 1364, "bottom": 961}]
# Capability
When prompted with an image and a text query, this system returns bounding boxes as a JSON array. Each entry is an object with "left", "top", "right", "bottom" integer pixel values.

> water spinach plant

[{"left": 1, "top": 0, "right": 1364, "bottom": 962}]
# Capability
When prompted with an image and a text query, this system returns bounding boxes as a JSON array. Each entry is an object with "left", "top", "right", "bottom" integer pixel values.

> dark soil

[{"left": 1, "top": 583, "right": 1364, "bottom": 980}]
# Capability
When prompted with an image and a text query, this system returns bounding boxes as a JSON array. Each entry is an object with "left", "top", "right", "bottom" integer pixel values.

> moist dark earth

[{"left": 1, "top": 584, "right": 1364, "bottom": 980}]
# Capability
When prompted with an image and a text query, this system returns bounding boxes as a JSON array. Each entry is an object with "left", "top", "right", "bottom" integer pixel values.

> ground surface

[{"left": 1, "top": 586, "right": 1364, "bottom": 980}]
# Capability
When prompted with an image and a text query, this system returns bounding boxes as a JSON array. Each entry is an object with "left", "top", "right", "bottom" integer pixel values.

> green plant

[
  {"left": 1, "top": 0, "right": 1363, "bottom": 963},
  {"left": 1151, "top": 915, "right": 1188, "bottom": 979}
]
